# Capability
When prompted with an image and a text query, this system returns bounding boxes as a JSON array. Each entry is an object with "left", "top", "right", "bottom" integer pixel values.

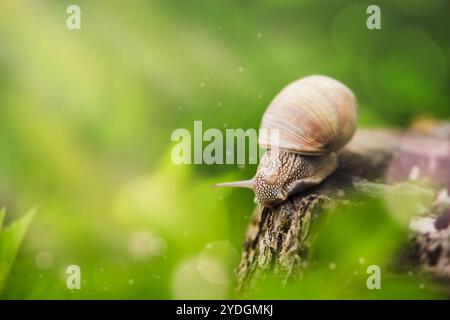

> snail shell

[
  {"left": 214, "top": 75, "right": 358, "bottom": 207},
  {"left": 259, "top": 75, "right": 358, "bottom": 155}
]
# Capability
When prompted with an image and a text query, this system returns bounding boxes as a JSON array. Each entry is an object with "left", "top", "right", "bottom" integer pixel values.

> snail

[{"left": 214, "top": 75, "right": 358, "bottom": 207}]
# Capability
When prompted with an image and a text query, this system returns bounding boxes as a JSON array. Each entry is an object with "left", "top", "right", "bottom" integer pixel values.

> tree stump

[{"left": 236, "top": 122, "right": 450, "bottom": 292}]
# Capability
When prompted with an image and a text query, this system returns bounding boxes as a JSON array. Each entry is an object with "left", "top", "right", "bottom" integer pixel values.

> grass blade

[
  {"left": 0, "top": 208, "right": 5, "bottom": 231},
  {"left": 0, "top": 209, "right": 36, "bottom": 292}
]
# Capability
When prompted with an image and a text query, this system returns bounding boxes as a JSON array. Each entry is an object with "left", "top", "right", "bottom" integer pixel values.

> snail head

[{"left": 213, "top": 150, "right": 289, "bottom": 207}]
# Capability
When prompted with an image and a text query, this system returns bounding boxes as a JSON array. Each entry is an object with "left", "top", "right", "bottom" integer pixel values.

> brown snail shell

[
  {"left": 259, "top": 75, "right": 358, "bottom": 155},
  {"left": 214, "top": 75, "right": 358, "bottom": 207}
]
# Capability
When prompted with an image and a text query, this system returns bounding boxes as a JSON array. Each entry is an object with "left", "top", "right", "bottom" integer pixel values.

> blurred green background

[{"left": 0, "top": 0, "right": 449, "bottom": 299}]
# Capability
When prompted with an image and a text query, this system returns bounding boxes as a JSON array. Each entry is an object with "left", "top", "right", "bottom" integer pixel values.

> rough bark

[{"left": 236, "top": 123, "right": 450, "bottom": 292}]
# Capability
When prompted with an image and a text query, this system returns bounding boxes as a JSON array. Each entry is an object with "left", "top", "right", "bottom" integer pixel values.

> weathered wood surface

[{"left": 236, "top": 122, "right": 450, "bottom": 292}]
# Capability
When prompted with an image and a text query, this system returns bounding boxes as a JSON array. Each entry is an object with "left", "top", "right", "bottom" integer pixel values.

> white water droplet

[{"left": 35, "top": 252, "right": 54, "bottom": 270}]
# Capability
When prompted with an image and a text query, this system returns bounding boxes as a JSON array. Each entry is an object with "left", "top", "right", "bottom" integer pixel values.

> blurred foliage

[
  {"left": 0, "top": 209, "right": 35, "bottom": 291},
  {"left": 0, "top": 0, "right": 449, "bottom": 299}
]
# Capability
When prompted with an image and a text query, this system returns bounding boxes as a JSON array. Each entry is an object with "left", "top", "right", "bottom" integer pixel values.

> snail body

[{"left": 215, "top": 75, "right": 358, "bottom": 207}]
